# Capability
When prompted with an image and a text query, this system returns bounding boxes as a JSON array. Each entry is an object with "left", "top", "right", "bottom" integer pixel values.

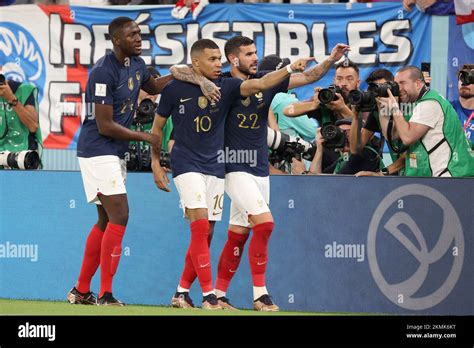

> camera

[
  {"left": 459, "top": 70, "right": 474, "bottom": 86},
  {"left": 126, "top": 141, "right": 171, "bottom": 172},
  {"left": 133, "top": 98, "right": 157, "bottom": 125},
  {"left": 0, "top": 150, "right": 40, "bottom": 169},
  {"left": 369, "top": 81, "right": 400, "bottom": 98},
  {"left": 318, "top": 85, "right": 343, "bottom": 104},
  {"left": 0, "top": 74, "right": 5, "bottom": 85},
  {"left": 267, "top": 128, "right": 316, "bottom": 166},
  {"left": 349, "top": 81, "right": 400, "bottom": 112}
]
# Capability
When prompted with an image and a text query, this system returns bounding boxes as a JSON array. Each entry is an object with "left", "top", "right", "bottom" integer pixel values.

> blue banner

[{"left": 1, "top": 3, "right": 431, "bottom": 149}]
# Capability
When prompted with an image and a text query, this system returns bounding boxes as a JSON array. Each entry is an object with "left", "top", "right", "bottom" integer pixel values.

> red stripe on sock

[
  {"left": 248, "top": 222, "right": 274, "bottom": 287},
  {"left": 99, "top": 223, "right": 126, "bottom": 297}
]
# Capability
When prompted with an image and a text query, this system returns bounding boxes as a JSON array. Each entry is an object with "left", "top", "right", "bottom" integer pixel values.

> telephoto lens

[{"left": 0, "top": 150, "right": 41, "bottom": 170}]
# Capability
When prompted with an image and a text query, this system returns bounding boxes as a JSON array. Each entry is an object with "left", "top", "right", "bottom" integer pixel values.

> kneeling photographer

[
  {"left": 0, "top": 70, "right": 42, "bottom": 170},
  {"left": 126, "top": 67, "right": 173, "bottom": 172}
]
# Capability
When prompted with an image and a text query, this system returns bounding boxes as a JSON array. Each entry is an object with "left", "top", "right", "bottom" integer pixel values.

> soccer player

[
  {"left": 67, "top": 17, "right": 206, "bottom": 306},
  {"left": 213, "top": 36, "right": 349, "bottom": 311},
  {"left": 151, "top": 39, "right": 312, "bottom": 310}
]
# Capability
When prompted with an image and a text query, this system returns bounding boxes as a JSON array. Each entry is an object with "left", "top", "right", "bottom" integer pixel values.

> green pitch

[{"left": 0, "top": 298, "right": 358, "bottom": 316}]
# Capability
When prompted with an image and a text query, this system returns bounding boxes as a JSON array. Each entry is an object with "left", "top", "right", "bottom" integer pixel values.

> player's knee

[{"left": 109, "top": 209, "right": 129, "bottom": 226}]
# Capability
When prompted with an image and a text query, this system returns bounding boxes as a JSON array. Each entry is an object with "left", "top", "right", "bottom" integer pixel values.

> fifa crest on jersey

[
  {"left": 198, "top": 96, "right": 208, "bottom": 109},
  {"left": 255, "top": 92, "right": 263, "bottom": 100},
  {"left": 128, "top": 77, "right": 134, "bottom": 90},
  {"left": 135, "top": 70, "right": 141, "bottom": 81},
  {"left": 241, "top": 97, "right": 251, "bottom": 107}
]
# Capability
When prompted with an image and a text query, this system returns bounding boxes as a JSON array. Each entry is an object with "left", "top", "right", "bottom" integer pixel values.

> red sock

[
  {"left": 178, "top": 230, "right": 213, "bottom": 290},
  {"left": 179, "top": 248, "right": 197, "bottom": 289},
  {"left": 248, "top": 222, "right": 274, "bottom": 287},
  {"left": 76, "top": 225, "right": 104, "bottom": 294},
  {"left": 99, "top": 223, "right": 126, "bottom": 297},
  {"left": 215, "top": 230, "right": 249, "bottom": 293},
  {"left": 189, "top": 219, "right": 213, "bottom": 293}
]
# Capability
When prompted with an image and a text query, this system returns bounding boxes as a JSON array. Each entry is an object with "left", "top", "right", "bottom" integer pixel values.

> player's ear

[
  {"left": 111, "top": 32, "right": 120, "bottom": 47},
  {"left": 228, "top": 54, "right": 239, "bottom": 67}
]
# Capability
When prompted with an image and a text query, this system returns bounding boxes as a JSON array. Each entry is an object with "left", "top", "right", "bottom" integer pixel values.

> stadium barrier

[{"left": 0, "top": 171, "right": 472, "bottom": 314}]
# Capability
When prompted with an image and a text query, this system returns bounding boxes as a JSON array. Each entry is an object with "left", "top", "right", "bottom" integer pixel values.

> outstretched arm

[
  {"left": 142, "top": 74, "right": 174, "bottom": 95},
  {"left": 169, "top": 65, "right": 221, "bottom": 103},
  {"left": 288, "top": 44, "right": 350, "bottom": 89},
  {"left": 240, "top": 57, "right": 315, "bottom": 97}
]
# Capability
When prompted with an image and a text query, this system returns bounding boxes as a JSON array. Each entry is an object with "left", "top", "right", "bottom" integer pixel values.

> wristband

[
  {"left": 8, "top": 98, "right": 18, "bottom": 107},
  {"left": 286, "top": 65, "right": 294, "bottom": 74},
  {"left": 380, "top": 167, "right": 389, "bottom": 175}
]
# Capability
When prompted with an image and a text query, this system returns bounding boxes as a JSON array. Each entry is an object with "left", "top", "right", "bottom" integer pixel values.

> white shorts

[
  {"left": 225, "top": 171, "right": 270, "bottom": 228},
  {"left": 173, "top": 172, "right": 225, "bottom": 221},
  {"left": 78, "top": 155, "right": 127, "bottom": 205}
]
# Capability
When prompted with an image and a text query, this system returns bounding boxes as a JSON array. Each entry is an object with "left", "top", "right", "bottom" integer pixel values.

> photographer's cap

[{"left": 258, "top": 55, "right": 291, "bottom": 71}]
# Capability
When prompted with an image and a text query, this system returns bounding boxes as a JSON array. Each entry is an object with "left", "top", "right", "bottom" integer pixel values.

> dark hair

[
  {"left": 191, "top": 39, "right": 220, "bottom": 56},
  {"left": 366, "top": 69, "right": 394, "bottom": 84},
  {"left": 108, "top": 17, "right": 134, "bottom": 38},
  {"left": 458, "top": 64, "right": 474, "bottom": 78},
  {"left": 335, "top": 59, "right": 359, "bottom": 76},
  {"left": 224, "top": 36, "right": 254, "bottom": 60},
  {"left": 397, "top": 65, "right": 424, "bottom": 81}
]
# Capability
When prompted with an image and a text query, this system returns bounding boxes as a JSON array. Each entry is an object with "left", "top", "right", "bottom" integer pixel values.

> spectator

[{"left": 450, "top": 64, "right": 473, "bottom": 149}]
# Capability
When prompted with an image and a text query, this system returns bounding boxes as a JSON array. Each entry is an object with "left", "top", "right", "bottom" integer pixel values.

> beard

[{"left": 459, "top": 89, "right": 473, "bottom": 99}]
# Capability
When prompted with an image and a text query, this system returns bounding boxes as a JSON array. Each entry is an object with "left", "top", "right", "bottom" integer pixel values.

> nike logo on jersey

[
  {"left": 257, "top": 261, "right": 267, "bottom": 266},
  {"left": 180, "top": 97, "right": 192, "bottom": 103}
]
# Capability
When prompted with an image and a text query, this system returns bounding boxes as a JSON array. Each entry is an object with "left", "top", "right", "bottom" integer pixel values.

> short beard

[
  {"left": 459, "top": 91, "right": 473, "bottom": 99},
  {"left": 237, "top": 65, "right": 253, "bottom": 76}
]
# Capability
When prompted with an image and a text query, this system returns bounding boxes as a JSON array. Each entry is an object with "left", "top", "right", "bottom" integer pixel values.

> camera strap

[{"left": 356, "top": 110, "right": 363, "bottom": 153}]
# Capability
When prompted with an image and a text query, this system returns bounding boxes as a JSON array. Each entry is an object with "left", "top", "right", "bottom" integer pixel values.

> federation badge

[
  {"left": 241, "top": 97, "right": 251, "bottom": 107},
  {"left": 128, "top": 77, "right": 134, "bottom": 90},
  {"left": 136, "top": 70, "right": 141, "bottom": 81},
  {"left": 198, "top": 96, "right": 208, "bottom": 109},
  {"left": 255, "top": 92, "right": 263, "bottom": 99}
]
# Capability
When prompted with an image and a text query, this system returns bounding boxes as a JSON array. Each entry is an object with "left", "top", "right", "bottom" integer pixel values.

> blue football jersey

[
  {"left": 224, "top": 71, "right": 290, "bottom": 176},
  {"left": 77, "top": 52, "right": 151, "bottom": 158},
  {"left": 157, "top": 77, "right": 243, "bottom": 178}
]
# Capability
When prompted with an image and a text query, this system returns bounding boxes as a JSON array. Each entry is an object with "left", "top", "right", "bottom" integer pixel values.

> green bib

[{"left": 405, "top": 90, "right": 474, "bottom": 177}]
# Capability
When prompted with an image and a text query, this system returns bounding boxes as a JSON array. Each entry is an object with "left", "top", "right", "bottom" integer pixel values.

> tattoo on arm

[
  {"left": 303, "top": 58, "right": 333, "bottom": 83},
  {"left": 171, "top": 65, "right": 205, "bottom": 86}
]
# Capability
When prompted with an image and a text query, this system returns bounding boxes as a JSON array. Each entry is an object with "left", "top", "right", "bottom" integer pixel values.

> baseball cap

[{"left": 258, "top": 55, "right": 291, "bottom": 71}]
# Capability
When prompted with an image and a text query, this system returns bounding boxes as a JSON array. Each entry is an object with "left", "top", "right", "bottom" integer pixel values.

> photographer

[
  {"left": 291, "top": 118, "right": 382, "bottom": 175},
  {"left": 349, "top": 68, "right": 406, "bottom": 176},
  {"left": 283, "top": 60, "right": 365, "bottom": 173},
  {"left": 127, "top": 67, "right": 173, "bottom": 172},
  {"left": 379, "top": 66, "right": 474, "bottom": 177},
  {"left": 450, "top": 64, "right": 473, "bottom": 149},
  {"left": 0, "top": 69, "right": 42, "bottom": 170}
]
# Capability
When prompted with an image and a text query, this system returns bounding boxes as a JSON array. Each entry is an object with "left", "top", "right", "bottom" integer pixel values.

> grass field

[{"left": 0, "top": 298, "right": 347, "bottom": 316}]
